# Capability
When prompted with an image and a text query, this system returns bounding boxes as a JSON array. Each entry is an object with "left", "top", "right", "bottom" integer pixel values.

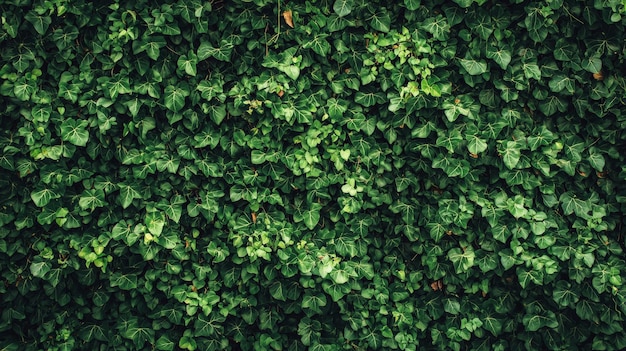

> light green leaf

[
  {"left": 110, "top": 272, "right": 138, "bottom": 290},
  {"left": 145, "top": 211, "right": 166, "bottom": 236},
  {"left": 499, "top": 141, "right": 521, "bottom": 169},
  {"left": 303, "top": 34, "right": 331, "bottom": 57},
  {"left": 333, "top": 0, "right": 353, "bottom": 17},
  {"left": 459, "top": 58, "right": 488, "bottom": 75},
  {"left": 79, "top": 189, "right": 107, "bottom": 211},
  {"left": 60, "top": 119, "right": 90, "bottom": 147},
  {"left": 466, "top": 134, "right": 488, "bottom": 154},
  {"left": 31, "top": 188, "right": 60, "bottom": 207},
  {"left": 30, "top": 260, "right": 52, "bottom": 278},
  {"left": 522, "top": 62, "right": 542, "bottom": 80},
  {"left": 197, "top": 41, "right": 233, "bottom": 61}
]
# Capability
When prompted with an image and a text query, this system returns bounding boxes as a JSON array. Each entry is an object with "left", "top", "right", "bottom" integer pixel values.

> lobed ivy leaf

[{"left": 60, "top": 119, "right": 90, "bottom": 147}]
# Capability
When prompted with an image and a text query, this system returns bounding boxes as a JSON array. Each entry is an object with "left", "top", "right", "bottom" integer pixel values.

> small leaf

[{"left": 283, "top": 10, "right": 294, "bottom": 28}]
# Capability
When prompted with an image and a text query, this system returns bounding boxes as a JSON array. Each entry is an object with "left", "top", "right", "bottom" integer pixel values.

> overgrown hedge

[{"left": 1, "top": 0, "right": 626, "bottom": 349}]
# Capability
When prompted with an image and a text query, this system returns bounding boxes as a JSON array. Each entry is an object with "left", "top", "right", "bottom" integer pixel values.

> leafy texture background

[{"left": 1, "top": 0, "right": 626, "bottom": 350}]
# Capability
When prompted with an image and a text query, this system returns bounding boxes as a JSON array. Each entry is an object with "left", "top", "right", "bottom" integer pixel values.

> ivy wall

[{"left": 1, "top": 0, "right": 626, "bottom": 350}]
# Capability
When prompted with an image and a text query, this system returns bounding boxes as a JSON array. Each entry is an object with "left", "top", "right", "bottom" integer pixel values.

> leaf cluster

[{"left": 1, "top": 0, "right": 626, "bottom": 350}]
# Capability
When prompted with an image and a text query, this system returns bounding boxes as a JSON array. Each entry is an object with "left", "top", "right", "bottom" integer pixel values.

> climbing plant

[{"left": 1, "top": 0, "right": 626, "bottom": 350}]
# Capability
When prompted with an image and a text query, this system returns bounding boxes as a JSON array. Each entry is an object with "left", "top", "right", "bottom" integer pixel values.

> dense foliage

[{"left": 1, "top": 0, "right": 626, "bottom": 349}]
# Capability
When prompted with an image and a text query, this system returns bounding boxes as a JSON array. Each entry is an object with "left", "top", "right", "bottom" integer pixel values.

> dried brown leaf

[{"left": 283, "top": 10, "right": 294, "bottom": 28}]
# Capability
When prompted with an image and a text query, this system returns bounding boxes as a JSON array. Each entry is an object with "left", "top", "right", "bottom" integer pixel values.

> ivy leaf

[
  {"left": 588, "top": 150, "right": 605, "bottom": 171},
  {"left": 118, "top": 183, "right": 142, "bottom": 209},
  {"left": 369, "top": 10, "right": 391, "bottom": 33},
  {"left": 60, "top": 119, "right": 90, "bottom": 147},
  {"left": 522, "top": 310, "right": 558, "bottom": 331},
  {"left": 421, "top": 15, "right": 450, "bottom": 40},
  {"left": 304, "top": 34, "right": 332, "bottom": 57},
  {"left": 333, "top": 0, "right": 353, "bottom": 17},
  {"left": 459, "top": 57, "right": 488, "bottom": 75},
  {"left": 177, "top": 52, "right": 198, "bottom": 76},
  {"left": 466, "top": 134, "right": 488, "bottom": 154},
  {"left": 498, "top": 141, "right": 521, "bottom": 170},
  {"left": 30, "top": 259, "right": 52, "bottom": 278},
  {"left": 486, "top": 47, "right": 512, "bottom": 70},
  {"left": 31, "top": 188, "right": 60, "bottom": 207},
  {"left": 109, "top": 273, "right": 138, "bottom": 290},
  {"left": 522, "top": 62, "right": 542, "bottom": 80},
  {"left": 24, "top": 11, "right": 51, "bottom": 34},
  {"left": 559, "top": 192, "right": 591, "bottom": 218},
  {"left": 145, "top": 211, "right": 166, "bottom": 236},
  {"left": 155, "top": 335, "right": 175, "bottom": 351},
  {"left": 302, "top": 293, "right": 327, "bottom": 313},
  {"left": 581, "top": 56, "right": 602, "bottom": 73},
  {"left": 164, "top": 85, "right": 189, "bottom": 112},
  {"left": 404, "top": 0, "right": 421, "bottom": 10},
  {"left": 197, "top": 41, "right": 233, "bottom": 61}
]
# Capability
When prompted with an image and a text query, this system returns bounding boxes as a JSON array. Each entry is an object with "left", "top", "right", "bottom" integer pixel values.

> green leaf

[
  {"left": 109, "top": 272, "right": 138, "bottom": 290},
  {"left": 421, "top": 15, "right": 450, "bottom": 40},
  {"left": 522, "top": 311, "right": 558, "bottom": 331},
  {"left": 60, "top": 119, "right": 90, "bottom": 147},
  {"left": 522, "top": 62, "right": 542, "bottom": 80},
  {"left": 304, "top": 34, "right": 332, "bottom": 57},
  {"left": 30, "top": 260, "right": 52, "bottom": 278},
  {"left": 498, "top": 141, "right": 521, "bottom": 170},
  {"left": 588, "top": 150, "right": 605, "bottom": 172},
  {"left": 145, "top": 211, "right": 166, "bottom": 236},
  {"left": 79, "top": 189, "right": 107, "bottom": 211},
  {"left": 24, "top": 11, "right": 51, "bottom": 34},
  {"left": 31, "top": 188, "right": 60, "bottom": 207},
  {"left": 553, "top": 280, "right": 580, "bottom": 307},
  {"left": 156, "top": 335, "right": 176, "bottom": 351},
  {"left": 559, "top": 192, "right": 591, "bottom": 218},
  {"left": 198, "top": 41, "right": 234, "bottom": 61},
  {"left": 459, "top": 58, "right": 488, "bottom": 75},
  {"left": 302, "top": 293, "right": 327, "bottom": 313},
  {"left": 448, "top": 247, "right": 475, "bottom": 273},
  {"left": 301, "top": 204, "right": 322, "bottom": 230},
  {"left": 118, "top": 183, "right": 142, "bottom": 209},
  {"left": 333, "top": 0, "right": 353, "bottom": 17},
  {"left": 486, "top": 47, "right": 511, "bottom": 70},
  {"left": 164, "top": 85, "right": 189, "bottom": 112},
  {"left": 369, "top": 10, "right": 391, "bottom": 33},
  {"left": 177, "top": 52, "right": 198, "bottom": 76},
  {"left": 581, "top": 56, "right": 602, "bottom": 73},
  {"left": 404, "top": 0, "right": 421, "bottom": 10},
  {"left": 466, "top": 134, "right": 488, "bottom": 154}
]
